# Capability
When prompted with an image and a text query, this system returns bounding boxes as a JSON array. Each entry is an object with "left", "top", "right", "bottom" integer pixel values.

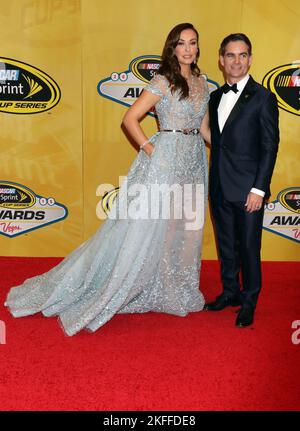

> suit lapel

[
  {"left": 221, "top": 76, "right": 257, "bottom": 133},
  {"left": 210, "top": 89, "right": 223, "bottom": 136}
]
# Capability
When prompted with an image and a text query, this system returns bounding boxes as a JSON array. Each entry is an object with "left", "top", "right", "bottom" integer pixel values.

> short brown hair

[{"left": 219, "top": 33, "right": 252, "bottom": 56}]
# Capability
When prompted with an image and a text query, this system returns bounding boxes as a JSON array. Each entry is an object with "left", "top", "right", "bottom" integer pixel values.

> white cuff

[{"left": 250, "top": 188, "right": 265, "bottom": 197}]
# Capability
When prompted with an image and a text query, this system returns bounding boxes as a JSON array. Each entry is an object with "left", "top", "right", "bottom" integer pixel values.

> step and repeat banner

[{"left": 0, "top": 0, "right": 299, "bottom": 260}]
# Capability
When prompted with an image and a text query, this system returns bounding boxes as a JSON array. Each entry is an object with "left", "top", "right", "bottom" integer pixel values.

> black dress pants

[{"left": 211, "top": 197, "right": 265, "bottom": 309}]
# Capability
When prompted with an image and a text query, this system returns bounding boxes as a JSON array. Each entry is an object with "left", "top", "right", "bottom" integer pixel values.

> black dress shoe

[
  {"left": 204, "top": 294, "right": 241, "bottom": 311},
  {"left": 235, "top": 307, "right": 255, "bottom": 328}
]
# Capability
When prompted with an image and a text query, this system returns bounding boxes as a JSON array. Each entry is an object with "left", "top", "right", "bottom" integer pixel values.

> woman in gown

[{"left": 5, "top": 23, "right": 210, "bottom": 336}]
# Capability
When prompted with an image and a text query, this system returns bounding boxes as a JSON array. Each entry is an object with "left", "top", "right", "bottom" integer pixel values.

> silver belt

[{"left": 160, "top": 128, "right": 200, "bottom": 135}]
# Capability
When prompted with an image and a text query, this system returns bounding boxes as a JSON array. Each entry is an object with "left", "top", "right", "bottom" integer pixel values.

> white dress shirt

[{"left": 218, "top": 74, "right": 265, "bottom": 198}]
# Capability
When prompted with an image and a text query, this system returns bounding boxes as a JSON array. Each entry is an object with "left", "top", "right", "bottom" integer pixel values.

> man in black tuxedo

[{"left": 205, "top": 34, "right": 279, "bottom": 327}]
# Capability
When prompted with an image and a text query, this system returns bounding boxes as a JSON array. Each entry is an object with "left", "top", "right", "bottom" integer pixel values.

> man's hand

[{"left": 245, "top": 192, "right": 263, "bottom": 213}]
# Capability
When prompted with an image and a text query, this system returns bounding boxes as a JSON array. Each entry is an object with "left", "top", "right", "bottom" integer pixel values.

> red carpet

[{"left": 0, "top": 257, "right": 299, "bottom": 411}]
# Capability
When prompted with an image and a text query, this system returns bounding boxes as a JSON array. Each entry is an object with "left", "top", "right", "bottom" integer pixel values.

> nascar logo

[
  {"left": 263, "top": 62, "right": 300, "bottom": 116},
  {"left": 263, "top": 187, "right": 300, "bottom": 243},
  {"left": 0, "top": 57, "right": 61, "bottom": 114},
  {"left": 98, "top": 55, "right": 219, "bottom": 115},
  {"left": 0, "top": 181, "right": 67, "bottom": 237}
]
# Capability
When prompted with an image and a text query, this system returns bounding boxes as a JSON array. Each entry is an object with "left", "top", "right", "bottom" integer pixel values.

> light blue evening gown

[{"left": 5, "top": 73, "right": 209, "bottom": 336}]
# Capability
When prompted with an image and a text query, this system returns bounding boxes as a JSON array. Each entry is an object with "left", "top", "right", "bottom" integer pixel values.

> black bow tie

[{"left": 222, "top": 83, "right": 239, "bottom": 94}]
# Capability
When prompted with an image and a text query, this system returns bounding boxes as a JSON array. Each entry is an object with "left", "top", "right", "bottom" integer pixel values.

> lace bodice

[{"left": 144, "top": 73, "right": 209, "bottom": 130}]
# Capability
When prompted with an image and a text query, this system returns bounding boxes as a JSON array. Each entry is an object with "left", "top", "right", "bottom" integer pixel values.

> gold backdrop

[{"left": 0, "top": 0, "right": 299, "bottom": 260}]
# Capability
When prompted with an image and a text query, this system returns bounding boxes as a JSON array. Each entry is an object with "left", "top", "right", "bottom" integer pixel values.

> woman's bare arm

[
  {"left": 200, "top": 109, "right": 211, "bottom": 145},
  {"left": 122, "top": 90, "right": 161, "bottom": 156}
]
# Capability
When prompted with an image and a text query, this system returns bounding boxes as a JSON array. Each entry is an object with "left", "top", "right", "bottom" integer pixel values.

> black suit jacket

[{"left": 209, "top": 76, "right": 279, "bottom": 202}]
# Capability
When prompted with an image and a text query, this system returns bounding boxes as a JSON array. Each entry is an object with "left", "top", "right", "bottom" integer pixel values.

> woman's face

[{"left": 174, "top": 29, "right": 198, "bottom": 67}]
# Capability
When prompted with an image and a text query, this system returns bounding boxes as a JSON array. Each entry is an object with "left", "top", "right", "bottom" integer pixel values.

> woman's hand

[{"left": 142, "top": 143, "right": 155, "bottom": 157}]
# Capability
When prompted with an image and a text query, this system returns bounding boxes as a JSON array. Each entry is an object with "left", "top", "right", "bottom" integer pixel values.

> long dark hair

[{"left": 158, "top": 23, "right": 201, "bottom": 99}]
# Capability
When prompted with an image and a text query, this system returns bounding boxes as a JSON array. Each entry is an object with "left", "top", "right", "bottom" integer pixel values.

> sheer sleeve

[
  {"left": 200, "top": 74, "right": 210, "bottom": 103},
  {"left": 144, "top": 74, "right": 168, "bottom": 97}
]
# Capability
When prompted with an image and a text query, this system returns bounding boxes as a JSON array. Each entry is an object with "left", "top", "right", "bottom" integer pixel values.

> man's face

[{"left": 220, "top": 41, "right": 252, "bottom": 84}]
